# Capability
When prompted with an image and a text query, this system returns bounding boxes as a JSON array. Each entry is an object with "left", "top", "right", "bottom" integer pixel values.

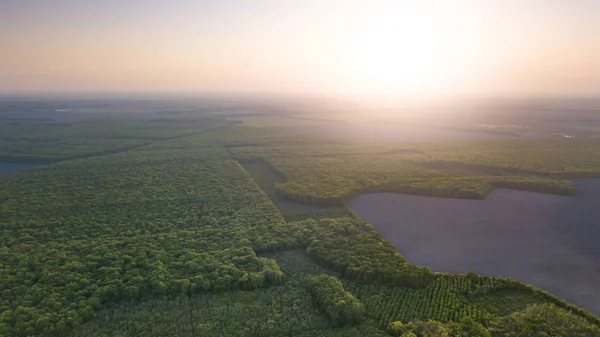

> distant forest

[{"left": 1, "top": 99, "right": 600, "bottom": 337}]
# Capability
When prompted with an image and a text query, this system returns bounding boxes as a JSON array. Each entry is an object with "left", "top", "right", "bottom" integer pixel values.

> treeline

[
  {"left": 490, "top": 304, "right": 600, "bottom": 337},
  {"left": 224, "top": 128, "right": 600, "bottom": 181},
  {"left": 0, "top": 144, "right": 291, "bottom": 337},
  {"left": 308, "top": 275, "right": 364, "bottom": 327},
  {"left": 306, "top": 227, "right": 433, "bottom": 288},
  {"left": 66, "top": 250, "right": 390, "bottom": 337},
  {"left": 282, "top": 208, "right": 355, "bottom": 222},
  {"left": 0, "top": 243, "right": 285, "bottom": 337},
  {"left": 465, "top": 273, "right": 600, "bottom": 326},
  {"left": 385, "top": 304, "right": 600, "bottom": 337},
  {"left": 274, "top": 176, "right": 575, "bottom": 208},
  {"left": 253, "top": 218, "right": 434, "bottom": 289},
  {"left": 387, "top": 317, "right": 490, "bottom": 337},
  {"left": 226, "top": 136, "right": 599, "bottom": 208}
]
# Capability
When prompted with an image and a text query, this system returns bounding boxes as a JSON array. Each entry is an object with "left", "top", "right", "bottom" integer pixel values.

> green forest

[{"left": 1, "top": 109, "right": 600, "bottom": 337}]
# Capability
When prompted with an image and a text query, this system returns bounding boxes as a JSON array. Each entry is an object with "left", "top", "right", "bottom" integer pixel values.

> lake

[
  {"left": 0, "top": 163, "right": 38, "bottom": 176},
  {"left": 349, "top": 180, "right": 600, "bottom": 316}
]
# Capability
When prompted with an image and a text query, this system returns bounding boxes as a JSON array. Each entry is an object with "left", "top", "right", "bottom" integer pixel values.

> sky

[{"left": 1, "top": 0, "right": 600, "bottom": 98}]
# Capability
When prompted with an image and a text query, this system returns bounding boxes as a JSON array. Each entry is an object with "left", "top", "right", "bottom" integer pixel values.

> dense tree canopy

[
  {"left": 308, "top": 274, "right": 364, "bottom": 327},
  {"left": 1, "top": 115, "right": 599, "bottom": 336},
  {"left": 491, "top": 304, "right": 600, "bottom": 337}
]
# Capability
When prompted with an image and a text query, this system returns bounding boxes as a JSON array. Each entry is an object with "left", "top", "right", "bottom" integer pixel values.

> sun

[{"left": 342, "top": 2, "right": 461, "bottom": 96}]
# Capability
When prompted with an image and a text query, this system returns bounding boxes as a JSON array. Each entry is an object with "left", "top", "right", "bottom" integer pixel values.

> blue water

[{"left": 0, "top": 163, "right": 38, "bottom": 176}]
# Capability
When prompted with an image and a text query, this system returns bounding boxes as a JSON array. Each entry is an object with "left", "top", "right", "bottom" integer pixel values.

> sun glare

[{"left": 343, "top": 2, "right": 463, "bottom": 96}]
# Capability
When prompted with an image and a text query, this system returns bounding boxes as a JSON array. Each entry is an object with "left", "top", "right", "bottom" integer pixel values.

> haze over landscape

[
  {"left": 2, "top": 0, "right": 600, "bottom": 98},
  {"left": 2, "top": 1, "right": 600, "bottom": 337}
]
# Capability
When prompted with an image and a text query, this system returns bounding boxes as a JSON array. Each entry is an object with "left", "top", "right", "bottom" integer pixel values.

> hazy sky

[{"left": 1, "top": 0, "right": 599, "bottom": 97}]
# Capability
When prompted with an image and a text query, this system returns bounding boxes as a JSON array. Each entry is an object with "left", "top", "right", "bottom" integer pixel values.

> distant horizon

[
  {"left": 1, "top": 89, "right": 599, "bottom": 103},
  {"left": 3, "top": 0, "right": 600, "bottom": 98}
]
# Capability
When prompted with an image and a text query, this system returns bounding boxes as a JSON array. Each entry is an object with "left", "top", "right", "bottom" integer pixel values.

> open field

[{"left": 349, "top": 180, "right": 600, "bottom": 315}]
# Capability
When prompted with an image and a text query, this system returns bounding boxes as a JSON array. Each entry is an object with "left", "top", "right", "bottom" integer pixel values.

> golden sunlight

[{"left": 343, "top": 2, "right": 466, "bottom": 96}]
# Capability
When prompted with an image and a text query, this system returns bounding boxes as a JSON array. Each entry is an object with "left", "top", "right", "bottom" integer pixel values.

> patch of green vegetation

[
  {"left": 387, "top": 317, "right": 491, "bottom": 337},
  {"left": 238, "top": 160, "right": 352, "bottom": 220},
  {"left": 346, "top": 275, "right": 488, "bottom": 327},
  {"left": 282, "top": 209, "right": 356, "bottom": 222},
  {"left": 229, "top": 115, "right": 335, "bottom": 127},
  {"left": 491, "top": 304, "right": 600, "bottom": 337},
  {"left": 384, "top": 304, "right": 600, "bottom": 337},
  {"left": 67, "top": 250, "right": 386, "bottom": 337},
  {"left": 348, "top": 274, "right": 600, "bottom": 335},
  {"left": 471, "top": 289, "right": 546, "bottom": 316},
  {"left": 1, "top": 116, "right": 599, "bottom": 337},
  {"left": 0, "top": 118, "right": 234, "bottom": 163},
  {"left": 308, "top": 274, "right": 365, "bottom": 327},
  {"left": 228, "top": 137, "right": 596, "bottom": 207},
  {"left": 0, "top": 143, "right": 288, "bottom": 336},
  {"left": 0, "top": 138, "right": 151, "bottom": 164},
  {"left": 426, "top": 138, "right": 600, "bottom": 177},
  {"left": 0, "top": 99, "right": 213, "bottom": 118}
]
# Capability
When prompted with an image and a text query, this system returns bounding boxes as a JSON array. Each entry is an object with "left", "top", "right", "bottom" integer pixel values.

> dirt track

[{"left": 349, "top": 180, "right": 600, "bottom": 316}]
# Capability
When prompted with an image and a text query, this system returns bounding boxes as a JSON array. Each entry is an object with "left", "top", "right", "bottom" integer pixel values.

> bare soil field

[
  {"left": 349, "top": 180, "right": 600, "bottom": 315},
  {"left": 276, "top": 123, "right": 520, "bottom": 142},
  {"left": 0, "top": 162, "right": 38, "bottom": 176}
]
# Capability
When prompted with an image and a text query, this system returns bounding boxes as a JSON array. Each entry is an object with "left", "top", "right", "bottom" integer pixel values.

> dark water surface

[
  {"left": 0, "top": 163, "right": 38, "bottom": 176},
  {"left": 349, "top": 180, "right": 600, "bottom": 316}
]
